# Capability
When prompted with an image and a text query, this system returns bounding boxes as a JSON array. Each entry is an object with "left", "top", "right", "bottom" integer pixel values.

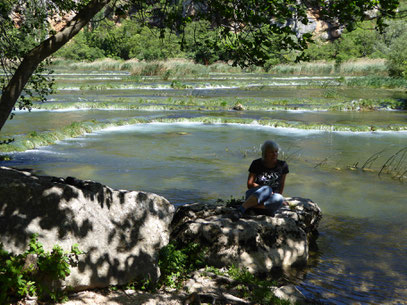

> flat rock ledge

[{"left": 171, "top": 198, "right": 322, "bottom": 273}]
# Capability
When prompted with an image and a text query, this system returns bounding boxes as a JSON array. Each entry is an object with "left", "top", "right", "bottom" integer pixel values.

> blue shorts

[{"left": 245, "top": 186, "right": 284, "bottom": 212}]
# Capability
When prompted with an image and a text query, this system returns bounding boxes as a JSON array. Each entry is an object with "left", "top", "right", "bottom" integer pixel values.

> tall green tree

[
  {"left": 0, "top": 0, "right": 401, "bottom": 132},
  {"left": 374, "top": 19, "right": 407, "bottom": 76}
]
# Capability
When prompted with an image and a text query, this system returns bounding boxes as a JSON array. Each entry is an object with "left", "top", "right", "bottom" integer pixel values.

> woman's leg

[
  {"left": 242, "top": 186, "right": 273, "bottom": 210},
  {"left": 263, "top": 193, "right": 285, "bottom": 213}
]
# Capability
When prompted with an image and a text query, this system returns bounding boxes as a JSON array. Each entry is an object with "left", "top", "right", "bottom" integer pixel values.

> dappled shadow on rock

[
  {"left": 0, "top": 166, "right": 175, "bottom": 290},
  {"left": 170, "top": 198, "right": 322, "bottom": 274}
]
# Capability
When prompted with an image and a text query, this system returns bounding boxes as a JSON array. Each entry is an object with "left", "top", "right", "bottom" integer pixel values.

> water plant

[
  {"left": 378, "top": 147, "right": 407, "bottom": 181},
  {"left": 51, "top": 58, "right": 243, "bottom": 78},
  {"left": 267, "top": 59, "right": 389, "bottom": 77},
  {"left": 328, "top": 98, "right": 406, "bottom": 111},
  {"left": 0, "top": 234, "right": 82, "bottom": 303},
  {"left": 343, "top": 75, "right": 407, "bottom": 89},
  {"left": 170, "top": 80, "right": 191, "bottom": 89},
  {"left": 339, "top": 59, "right": 388, "bottom": 76}
]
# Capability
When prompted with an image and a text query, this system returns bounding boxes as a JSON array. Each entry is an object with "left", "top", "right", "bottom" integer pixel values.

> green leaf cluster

[
  {"left": 120, "top": 242, "right": 207, "bottom": 292},
  {"left": 227, "top": 265, "right": 288, "bottom": 304},
  {"left": 157, "top": 242, "right": 207, "bottom": 289},
  {"left": 304, "top": 21, "right": 379, "bottom": 63},
  {"left": 0, "top": 0, "right": 57, "bottom": 115},
  {"left": 56, "top": 18, "right": 184, "bottom": 61},
  {"left": 374, "top": 19, "right": 407, "bottom": 77},
  {"left": 216, "top": 196, "right": 245, "bottom": 207},
  {"left": 204, "top": 265, "right": 290, "bottom": 305},
  {"left": 304, "top": 16, "right": 407, "bottom": 78},
  {"left": 0, "top": 234, "right": 83, "bottom": 303}
]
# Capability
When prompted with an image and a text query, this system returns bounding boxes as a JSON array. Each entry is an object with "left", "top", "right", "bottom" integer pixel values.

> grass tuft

[{"left": 268, "top": 59, "right": 389, "bottom": 76}]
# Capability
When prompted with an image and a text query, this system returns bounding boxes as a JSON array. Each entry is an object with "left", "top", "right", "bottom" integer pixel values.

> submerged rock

[
  {"left": 232, "top": 103, "right": 245, "bottom": 111},
  {"left": 0, "top": 166, "right": 175, "bottom": 290},
  {"left": 171, "top": 197, "right": 322, "bottom": 273}
]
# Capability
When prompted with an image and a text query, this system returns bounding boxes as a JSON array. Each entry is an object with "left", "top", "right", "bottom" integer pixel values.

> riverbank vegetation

[
  {"left": 1, "top": 236, "right": 290, "bottom": 304},
  {"left": 52, "top": 6, "right": 407, "bottom": 79},
  {"left": 0, "top": 234, "right": 82, "bottom": 303},
  {"left": 142, "top": 240, "right": 289, "bottom": 305},
  {"left": 50, "top": 57, "right": 407, "bottom": 88}
]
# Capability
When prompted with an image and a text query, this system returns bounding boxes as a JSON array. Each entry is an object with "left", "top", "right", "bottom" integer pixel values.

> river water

[{"left": 1, "top": 71, "right": 406, "bottom": 304}]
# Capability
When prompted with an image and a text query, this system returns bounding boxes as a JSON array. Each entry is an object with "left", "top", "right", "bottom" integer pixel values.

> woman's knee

[
  {"left": 254, "top": 186, "right": 273, "bottom": 203},
  {"left": 264, "top": 193, "right": 284, "bottom": 210}
]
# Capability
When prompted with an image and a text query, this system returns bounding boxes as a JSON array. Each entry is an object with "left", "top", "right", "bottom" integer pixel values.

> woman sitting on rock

[{"left": 235, "top": 140, "right": 289, "bottom": 218}]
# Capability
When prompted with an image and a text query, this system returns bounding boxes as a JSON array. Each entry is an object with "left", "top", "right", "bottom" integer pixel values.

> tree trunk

[{"left": 0, "top": 0, "right": 111, "bottom": 132}]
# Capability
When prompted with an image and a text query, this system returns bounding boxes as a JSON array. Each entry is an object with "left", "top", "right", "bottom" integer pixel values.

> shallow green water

[
  {"left": 1, "top": 72, "right": 407, "bottom": 304},
  {"left": 4, "top": 123, "right": 407, "bottom": 303},
  {"left": 4, "top": 108, "right": 407, "bottom": 137}
]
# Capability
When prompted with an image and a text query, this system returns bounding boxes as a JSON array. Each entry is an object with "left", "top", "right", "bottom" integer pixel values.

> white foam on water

[
  {"left": 194, "top": 85, "right": 238, "bottom": 90},
  {"left": 51, "top": 108, "right": 92, "bottom": 112},
  {"left": 285, "top": 109, "right": 328, "bottom": 113},
  {"left": 59, "top": 88, "right": 81, "bottom": 91},
  {"left": 13, "top": 108, "right": 85, "bottom": 112},
  {"left": 270, "top": 76, "right": 340, "bottom": 80},
  {"left": 12, "top": 109, "right": 34, "bottom": 113},
  {"left": 56, "top": 77, "right": 124, "bottom": 80},
  {"left": 19, "top": 148, "right": 67, "bottom": 155},
  {"left": 201, "top": 75, "right": 341, "bottom": 81},
  {"left": 83, "top": 120, "right": 407, "bottom": 136},
  {"left": 96, "top": 121, "right": 204, "bottom": 134},
  {"left": 336, "top": 129, "right": 407, "bottom": 136},
  {"left": 223, "top": 122, "right": 325, "bottom": 135},
  {"left": 56, "top": 79, "right": 341, "bottom": 91},
  {"left": 52, "top": 72, "right": 130, "bottom": 76}
]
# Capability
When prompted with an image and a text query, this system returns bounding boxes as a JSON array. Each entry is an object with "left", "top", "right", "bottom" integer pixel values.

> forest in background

[{"left": 53, "top": 1, "right": 407, "bottom": 77}]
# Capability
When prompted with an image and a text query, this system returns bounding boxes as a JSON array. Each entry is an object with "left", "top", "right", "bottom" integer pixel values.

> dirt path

[{"left": 61, "top": 289, "right": 186, "bottom": 305}]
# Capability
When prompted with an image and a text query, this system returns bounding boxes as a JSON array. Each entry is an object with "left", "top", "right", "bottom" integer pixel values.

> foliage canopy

[{"left": 0, "top": 0, "right": 401, "bottom": 132}]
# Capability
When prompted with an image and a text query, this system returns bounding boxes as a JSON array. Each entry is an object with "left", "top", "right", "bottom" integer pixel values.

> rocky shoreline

[{"left": 0, "top": 166, "right": 322, "bottom": 304}]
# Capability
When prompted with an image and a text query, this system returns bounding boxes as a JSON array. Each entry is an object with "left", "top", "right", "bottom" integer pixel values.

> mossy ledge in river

[
  {"left": 1, "top": 116, "right": 407, "bottom": 154},
  {"left": 32, "top": 96, "right": 407, "bottom": 112}
]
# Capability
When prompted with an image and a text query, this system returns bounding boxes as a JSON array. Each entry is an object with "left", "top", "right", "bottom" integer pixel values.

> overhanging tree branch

[{"left": 0, "top": 0, "right": 112, "bottom": 132}]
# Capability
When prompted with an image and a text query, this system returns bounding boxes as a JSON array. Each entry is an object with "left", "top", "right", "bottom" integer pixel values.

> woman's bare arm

[
  {"left": 277, "top": 174, "right": 287, "bottom": 194},
  {"left": 247, "top": 172, "right": 259, "bottom": 189}
]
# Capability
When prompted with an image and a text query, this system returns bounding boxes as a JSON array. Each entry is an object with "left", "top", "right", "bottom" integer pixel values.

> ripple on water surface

[
  {"left": 4, "top": 124, "right": 407, "bottom": 305},
  {"left": 2, "top": 91, "right": 407, "bottom": 304}
]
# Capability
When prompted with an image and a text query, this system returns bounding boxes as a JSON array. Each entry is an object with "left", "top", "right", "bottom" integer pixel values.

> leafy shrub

[
  {"left": 57, "top": 18, "right": 183, "bottom": 62},
  {"left": 157, "top": 242, "right": 207, "bottom": 288},
  {"left": 227, "top": 265, "right": 284, "bottom": 304},
  {"left": 0, "top": 234, "right": 82, "bottom": 303},
  {"left": 304, "top": 21, "right": 378, "bottom": 62},
  {"left": 374, "top": 20, "right": 407, "bottom": 78},
  {"left": 170, "top": 80, "right": 190, "bottom": 89},
  {"left": 55, "top": 31, "right": 105, "bottom": 61},
  {"left": 204, "top": 265, "right": 289, "bottom": 305},
  {"left": 216, "top": 196, "right": 245, "bottom": 207}
]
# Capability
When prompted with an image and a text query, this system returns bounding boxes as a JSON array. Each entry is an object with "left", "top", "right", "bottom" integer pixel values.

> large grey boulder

[
  {"left": 0, "top": 166, "right": 175, "bottom": 290},
  {"left": 171, "top": 197, "right": 322, "bottom": 273}
]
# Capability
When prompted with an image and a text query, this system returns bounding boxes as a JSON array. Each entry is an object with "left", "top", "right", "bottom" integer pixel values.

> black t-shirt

[{"left": 248, "top": 158, "right": 289, "bottom": 192}]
